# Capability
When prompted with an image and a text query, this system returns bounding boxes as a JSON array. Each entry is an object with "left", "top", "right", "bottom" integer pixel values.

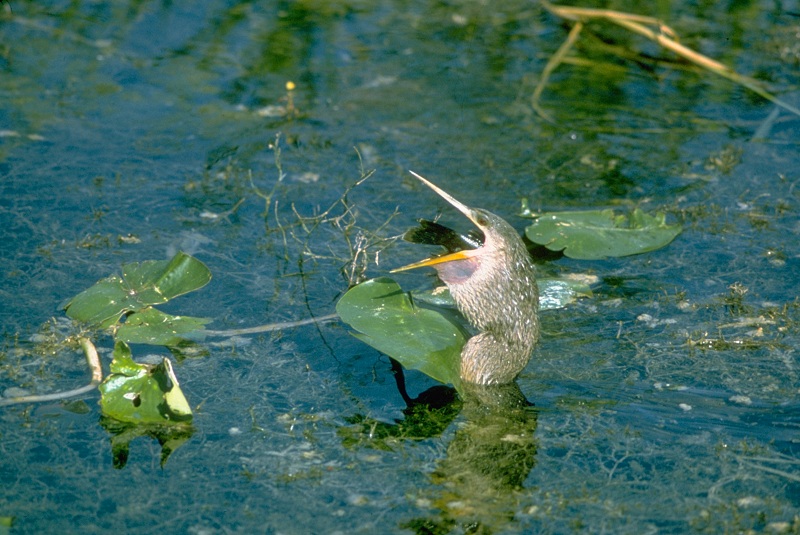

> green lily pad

[
  {"left": 336, "top": 278, "right": 465, "bottom": 387},
  {"left": 524, "top": 208, "right": 681, "bottom": 260},
  {"left": 64, "top": 252, "right": 211, "bottom": 328},
  {"left": 99, "top": 341, "right": 193, "bottom": 424},
  {"left": 116, "top": 307, "right": 211, "bottom": 346},
  {"left": 412, "top": 277, "right": 593, "bottom": 312}
]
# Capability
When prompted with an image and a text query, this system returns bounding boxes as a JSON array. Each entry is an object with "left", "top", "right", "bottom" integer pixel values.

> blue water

[{"left": 1, "top": 1, "right": 799, "bottom": 533}]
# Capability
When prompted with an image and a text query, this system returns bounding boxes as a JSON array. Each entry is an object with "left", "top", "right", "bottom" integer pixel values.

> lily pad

[
  {"left": 336, "top": 278, "right": 465, "bottom": 387},
  {"left": 524, "top": 208, "right": 681, "bottom": 260},
  {"left": 64, "top": 252, "right": 211, "bottom": 328},
  {"left": 99, "top": 341, "right": 193, "bottom": 424},
  {"left": 116, "top": 307, "right": 211, "bottom": 346}
]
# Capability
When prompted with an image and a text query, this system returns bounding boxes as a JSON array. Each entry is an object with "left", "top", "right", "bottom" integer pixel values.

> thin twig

[
  {"left": 738, "top": 460, "right": 800, "bottom": 483},
  {"left": 542, "top": 1, "right": 677, "bottom": 34},
  {"left": 250, "top": 133, "right": 287, "bottom": 223},
  {"left": 612, "top": 17, "right": 800, "bottom": 117},
  {"left": 532, "top": 20, "right": 583, "bottom": 122}
]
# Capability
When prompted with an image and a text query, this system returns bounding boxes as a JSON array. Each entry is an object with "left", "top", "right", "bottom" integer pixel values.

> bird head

[{"left": 391, "top": 171, "right": 520, "bottom": 285}]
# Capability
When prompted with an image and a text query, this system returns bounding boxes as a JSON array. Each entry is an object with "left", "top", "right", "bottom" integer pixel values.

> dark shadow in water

[
  {"left": 341, "top": 360, "right": 539, "bottom": 533},
  {"left": 99, "top": 416, "right": 195, "bottom": 470},
  {"left": 339, "top": 360, "right": 463, "bottom": 450}
]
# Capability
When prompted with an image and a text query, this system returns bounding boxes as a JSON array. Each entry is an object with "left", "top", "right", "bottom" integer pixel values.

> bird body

[{"left": 392, "top": 172, "right": 539, "bottom": 385}]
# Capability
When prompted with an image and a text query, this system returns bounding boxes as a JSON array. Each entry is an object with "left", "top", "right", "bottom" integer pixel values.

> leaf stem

[{"left": 203, "top": 313, "right": 339, "bottom": 337}]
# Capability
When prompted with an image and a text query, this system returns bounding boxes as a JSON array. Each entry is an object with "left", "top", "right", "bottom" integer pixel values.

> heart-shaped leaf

[
  {"left": 524, "top": 208, "right": 681, "bottom": 259},
  {"left": 64, "top": 252, "right": 211, "bottom": 328},
  {"left": 336, "top": 278, "right": 465, "bottom": 387},
  {"left": 99, "top": 341, "right": 193, "bottom": 424}
]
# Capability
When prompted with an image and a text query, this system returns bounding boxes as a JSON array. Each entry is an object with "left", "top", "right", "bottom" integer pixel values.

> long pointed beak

[
  {"left": 390, "top": 248, "right": 480, "bottom": 273},
  {"left": 408, "top": 170, "right": 478, "bottom": 225},
  {"left": 391, "top": 171, "right": 484, "bottom": 273}
]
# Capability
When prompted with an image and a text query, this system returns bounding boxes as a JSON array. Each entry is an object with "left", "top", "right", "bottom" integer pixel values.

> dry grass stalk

[{"left": 537, "top": 1, "right": 800, "bottom": 120}]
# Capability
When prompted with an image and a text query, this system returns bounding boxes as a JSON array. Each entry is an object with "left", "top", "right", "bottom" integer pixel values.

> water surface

[{"left": 1, "top": 1, "right": 799, "bottom": 533}]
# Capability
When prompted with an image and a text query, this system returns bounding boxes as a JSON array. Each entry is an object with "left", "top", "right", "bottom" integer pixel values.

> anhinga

[{"left": 392, "top": 171, "right": 540, "bottom": 385}]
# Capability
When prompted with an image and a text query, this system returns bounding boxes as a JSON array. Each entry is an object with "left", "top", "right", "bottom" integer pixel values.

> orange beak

[{"left": 390, "top": 247, "right": 480, "bottom": 273}]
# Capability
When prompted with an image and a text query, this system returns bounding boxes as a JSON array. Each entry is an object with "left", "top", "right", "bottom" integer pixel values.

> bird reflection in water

[{"left": 340, "top": 365, "right": 538, "bottom": 532}]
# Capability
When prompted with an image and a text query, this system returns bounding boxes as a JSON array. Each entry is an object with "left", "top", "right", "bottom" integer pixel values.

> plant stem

[{"left": 203, "top": 313, "right": 339, "bottom": 337}]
